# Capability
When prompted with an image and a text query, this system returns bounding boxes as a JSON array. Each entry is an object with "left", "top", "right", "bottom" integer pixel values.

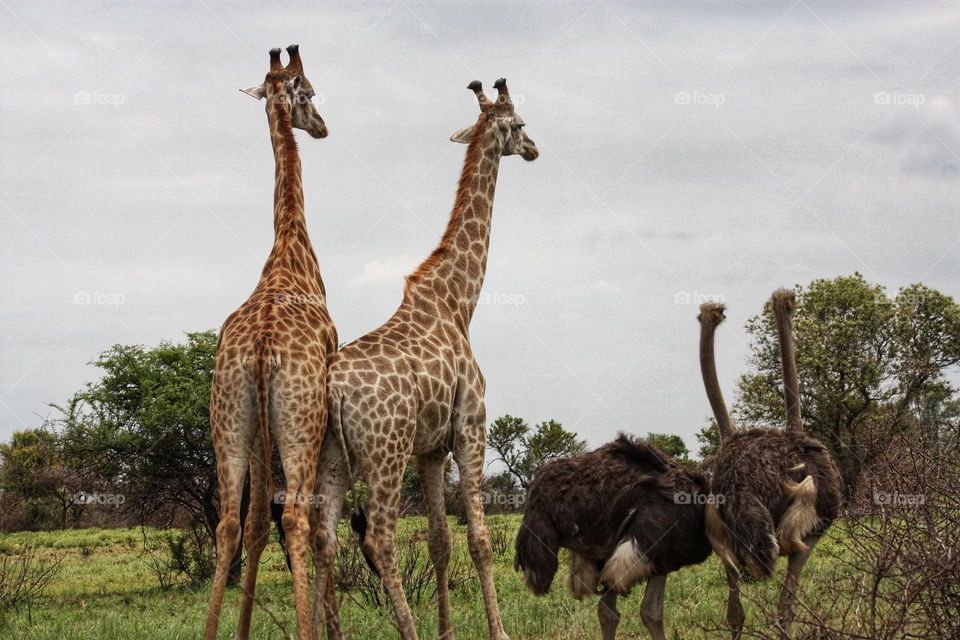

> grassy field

[{"left": 0, "top": 515, "right": 848, "bottom": 639}]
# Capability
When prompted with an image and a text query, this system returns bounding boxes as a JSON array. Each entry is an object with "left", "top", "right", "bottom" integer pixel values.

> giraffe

[
  {"left": 310, "top": 79, "right": 538, "bottom": 640},
  {"left": 204, "top": 45, "right": 337, "bottom": 640}
]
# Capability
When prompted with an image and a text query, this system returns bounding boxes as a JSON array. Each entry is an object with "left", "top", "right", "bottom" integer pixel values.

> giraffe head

[
  {"left": 450, "top": 79, "right": 538, "bottom": 161},
  {"left": 240, "top": 45, "right": 328, "bottom": 139}
]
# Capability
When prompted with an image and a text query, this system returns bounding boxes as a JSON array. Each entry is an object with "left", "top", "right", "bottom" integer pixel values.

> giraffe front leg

[{"left": 453, "top": 403, "right": 509, "bottom": 640}]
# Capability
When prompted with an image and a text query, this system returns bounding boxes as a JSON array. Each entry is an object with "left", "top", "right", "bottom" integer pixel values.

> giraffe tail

[
  {"left": 270, "top": 497, "right": 291, "bottom": 571},
  {"left": 256, "top": 342, "right": 292, "bottom": 569},
  {"left": 329, "top": 387, "right": 379, "bottom": 577},
  {"left": 253, "top": 339, "right": 274, "bottom": 501},
  {"left": 350, "top": 508, "right": 376, "bottom": 576}
]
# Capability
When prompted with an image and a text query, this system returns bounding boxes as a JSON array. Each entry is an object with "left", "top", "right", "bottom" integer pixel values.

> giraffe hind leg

[
  {"left": 362, "top": 447, "right": 419, "bottom": 640},
  {"left": 272, "top": 375, "right": 326, "bottom": 640},
  {"left": 418, "top": 451, "right": 454, "bottom": 639},
  {"left": 204, "top": 382, "right": 257, "bottom": 640},
  {"left": 311, "top": 432, "right": 348, "bottom": 639},
  {"left": 235, "top": 430, "right": 271, "bottom": 640}
]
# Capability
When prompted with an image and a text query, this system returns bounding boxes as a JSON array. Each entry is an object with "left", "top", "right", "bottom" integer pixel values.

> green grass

[{"left": 0, "top": 515, "right": 849, "bottom": 639}]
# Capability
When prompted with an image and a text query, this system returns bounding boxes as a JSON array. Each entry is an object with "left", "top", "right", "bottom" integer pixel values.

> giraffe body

[
  {"left": 311, "top": 79, "right": 537, "bottom": 640},
  {"left": 204, "top": 46, "right": 335, "bottom": 640}
]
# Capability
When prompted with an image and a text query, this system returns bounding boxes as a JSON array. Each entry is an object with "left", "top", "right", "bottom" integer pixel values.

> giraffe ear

[
  {"left": 240, "top": 84, "right": 266, "bottom": 100},
  {"left": 450, "top": 126, "right": 474, "bottom": 144}
]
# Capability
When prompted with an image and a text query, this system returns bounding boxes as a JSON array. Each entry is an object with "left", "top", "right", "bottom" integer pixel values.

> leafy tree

[
  {"left": 486, "top": 415, "right": 586, "bottom": 489},
  {"left": 0, "top": 428, "right": 86, "bottom": 529},
  {"left": 0, "top": 429, "right": 59, "bottom": 501},
  {"left": 737, "top": 275, "right": 960, "bottom": 494},
  {"left": 485, "top": 470, "right": 520, "bottom": 495},
  {"left": 399, "top": 458, "right": 454, "bottom": 515},
  {"left": 695, "top": 420, "right": 721, "bottom": 460},
  {"left": 55, "top": 332, "right": 230, "bottom": 567},
  {"left": 645, "top": 432, "right": 690, "bottom": 461},
  {"left": 484, "top": 470, "right": 523, "bottom": 514}
]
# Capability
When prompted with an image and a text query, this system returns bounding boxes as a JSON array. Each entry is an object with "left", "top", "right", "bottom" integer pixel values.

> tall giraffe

[
  {"left": 204, "top": 45, "right": 337, "bottom": 640},
  {"left": 310, "top": 79, "right": 537, "bottom": 640}
]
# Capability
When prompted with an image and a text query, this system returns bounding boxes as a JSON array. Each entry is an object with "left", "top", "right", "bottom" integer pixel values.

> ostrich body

[
  {"left": 698, "top": 293, "right": 842, "bottom": 640},
  {"left": 514, "top": 435, "right": 713, "bottom": 640}
]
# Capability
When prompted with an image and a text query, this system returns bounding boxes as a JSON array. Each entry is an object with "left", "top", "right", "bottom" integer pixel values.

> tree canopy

[
  {"left": 737, "top": 274, "right": 960, "bottom": 493},
  {"left": 56, "top": 331, "right": 221, "bottom": 536},
  {"left": 486, "top": 415, "right": 586, "bottom": 489},
  {"left": 645, "top": 432, "right": 690, "bottom": 461}
]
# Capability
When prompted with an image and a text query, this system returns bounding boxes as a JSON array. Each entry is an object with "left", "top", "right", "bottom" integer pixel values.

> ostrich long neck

[
  {"left": 407, "top": 122, "right": 502, "bottom": 328},
  {"left": 700, "top": 320, "right": 736, "bottom": 442},
  {"left": 773, "top": 294, "right": 802, "bottom": 431},
  {"left": 256, "top": 79, "right": 323, "bottom": 296}
]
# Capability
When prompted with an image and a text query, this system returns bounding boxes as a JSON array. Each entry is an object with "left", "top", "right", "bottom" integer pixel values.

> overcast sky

[{"left": 2, "top": 1, "right": 958, "bottom": 455}]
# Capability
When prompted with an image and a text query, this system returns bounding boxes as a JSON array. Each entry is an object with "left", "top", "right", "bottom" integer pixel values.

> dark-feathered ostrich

[
  {"left": 698, "top": 291, "right": 842, "bottom": 640},
  {"left": 514, "top": 435, "right": 713, "bottom": 640}
]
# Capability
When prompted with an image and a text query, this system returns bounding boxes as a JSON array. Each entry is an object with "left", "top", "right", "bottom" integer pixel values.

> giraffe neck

[
  {"left": 407, "top": 123, "right": 503, "bottom": 325},
  {"left": 257, "top": 79, "right": 324, "bottom": 296}
]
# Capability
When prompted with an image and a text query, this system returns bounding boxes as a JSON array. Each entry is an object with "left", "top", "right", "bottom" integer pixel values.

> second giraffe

[{"left": 310, "top": 78, "right": 538, "bottom": 640}]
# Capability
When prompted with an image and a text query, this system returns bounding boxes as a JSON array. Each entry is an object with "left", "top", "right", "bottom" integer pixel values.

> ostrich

[
  {"left": 514, "top": 435, "right": 713, "bottom": 640},
  {"left": 698, "top": 292, "right": 842, "bottom": 640}
]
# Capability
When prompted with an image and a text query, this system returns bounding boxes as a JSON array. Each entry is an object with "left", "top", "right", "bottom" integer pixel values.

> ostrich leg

[
  {"left": 597, "top": 589, "right": 620, "bottom": 640},
  {"left": 640, "top": 575, "right": 667, "bottom": 640},
  {"left": 726, "top": 565, "right": 745, "bottom": 640},
  {"left": 777, "top": 547, "right": 813, "bottom": 640}
]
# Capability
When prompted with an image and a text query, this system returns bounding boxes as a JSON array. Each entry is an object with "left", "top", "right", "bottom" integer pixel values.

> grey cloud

[{"left": 1, "top": 0, "right": 958, "bottom": 453}]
